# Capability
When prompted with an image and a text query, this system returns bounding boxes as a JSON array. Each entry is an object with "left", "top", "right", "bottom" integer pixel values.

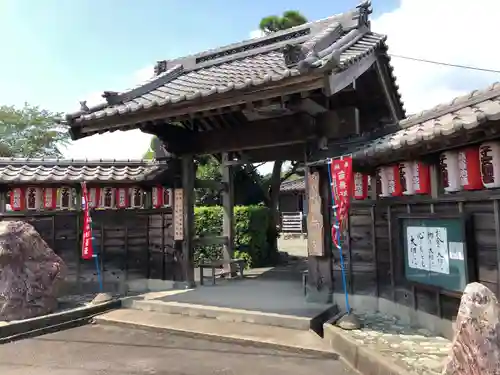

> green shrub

[{"left": 194, "top": 205, "right": 273, "bottom": 268}]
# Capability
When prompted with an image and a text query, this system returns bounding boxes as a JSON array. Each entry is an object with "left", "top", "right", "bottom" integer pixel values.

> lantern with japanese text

[
  {"left": 25, "top": 186, "right": 41, "bottom": 210},
  {"left": 10, "top": 187, "right": 24, "bottom": 211},
  {"left": 43, "top": 187, "right": 57, "bottom": 210},
  {"left": 458, "top": 147, "right": 482, "bottom": 190},
  {"left": 115, "top": 187, "right": 129, "bottom": 208},
  {"left": 163, "top": 188, "right": 172, "bottom": 207},
  {"left": 152, "top": 186, "right": 163, "bottom": 208},
  {"left": 413, "top": 161, "right": 431, "bottom": 195},
  {"left": 378, "top": 165, "right": 403, "bottom": 197},
  {"left": 352, "top": 172, "right": 368, "bottom": 200},
  {"left": 479, "top": 141, "right": 500, "bottom": 189},
  {"left": 88, "top": 187, "right": 100, "bottom": 208},
  {"left": 439, "top": 151, "right": 461, "bottom": 193},
  {"left": 400, "top": 162, "right": 415, "bottom": 195},
  {"left": 101, "top": 187, "right": 115, "bottom": 209},
  {"left": 130, "top": 187, "right": 143, "bottom": 208},
  {"left": 58, "top": 187, "right": 74, "bottom": 209}
]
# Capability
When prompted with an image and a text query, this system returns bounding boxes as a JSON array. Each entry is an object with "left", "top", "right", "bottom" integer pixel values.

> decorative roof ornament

[
  {"left": 154, "top": 60, "right": 168, "bottom": 76},
  {"left": 355, "top": 0, "right": 372, "bottom": 28},
  {"left": 79, "top": 101, "right": 90, "bottom": 113},
  {"left": 282, "top": 44, "right": 307, "bottom": 69},
  {"left": 102, "top": 91, "right": 119, "bottom": 105}
]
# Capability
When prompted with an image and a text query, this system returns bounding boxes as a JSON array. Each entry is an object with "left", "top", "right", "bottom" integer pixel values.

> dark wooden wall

[
  {"left": 344, "top": 196, "right": 499, "bottom": 321},
  {"left": 0, "top": 208, "right": 178, "bottom": 295}
]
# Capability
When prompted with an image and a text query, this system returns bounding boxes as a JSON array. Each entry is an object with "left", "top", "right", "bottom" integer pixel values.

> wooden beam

[
  {"left": 193, "top": 236, "right": 228, "bottom": 246},
  {"left": 77, "top": 76, "right": 325, "bottom": 135},
  {"left": 183, "top": 113, "right": 317, "bottom": 155},
  {"left": 324, "top": 54, "right": 376, "bottom": 97},
  {"left": 221, "top": 153, "right": 235, "bottom": 275},
  {"left": 375, "top": 56, "right": 401, "bottom": 122},
  {"left": 181, "top": 155, "right": 195, "bottom": 286}
]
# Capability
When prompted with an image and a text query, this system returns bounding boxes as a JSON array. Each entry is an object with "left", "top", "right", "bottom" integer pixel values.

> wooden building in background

[
  {"left": 309, "top": 82, "right": 500, "bottom": 338},
  {"left": 0, "top": 157, "right": 182, "bottom": 294}
]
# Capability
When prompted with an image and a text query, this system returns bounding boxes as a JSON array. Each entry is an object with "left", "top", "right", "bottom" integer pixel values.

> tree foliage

[
  {"left": 0, "top": 103, "right": 69, "bottom": 158},
  {"left": 259, "top": 10, "right": 308, "bottom": 34}
]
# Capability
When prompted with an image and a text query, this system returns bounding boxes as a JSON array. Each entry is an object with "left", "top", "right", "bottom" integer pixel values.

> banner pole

[
  {"left": 328, "top": 159, "right": 351, "bottom": 313},
  {"left": 90, "top": 215, "right": 103, "bottom": 292}
]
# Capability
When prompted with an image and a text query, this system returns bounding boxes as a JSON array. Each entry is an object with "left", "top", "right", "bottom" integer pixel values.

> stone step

[
  {"left": 95, "top": 309, "right": 336, "bottom": 357},
  {"left": 124, "top": 299, "right": 313, "bottom": 331}
]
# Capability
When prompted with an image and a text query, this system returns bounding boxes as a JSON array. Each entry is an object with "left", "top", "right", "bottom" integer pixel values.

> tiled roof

[
  {"left": 280, "top": 177, "right": 305, "bottom": 191},
  {"left": 64, "top": 1, "right": 403, "bottom": 129},
  {"left": 353, "top": 82, "right": 500, "bottom": 162},
  {"left": 0, "top": 158, "right": 168, "bottom": 184}
]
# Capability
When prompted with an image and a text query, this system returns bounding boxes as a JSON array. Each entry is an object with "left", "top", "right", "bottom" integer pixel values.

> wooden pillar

[
  {"left": 221, "top": 153, "right": 235, "bottom": 273},
  {"left": 305, "top": 166, "right": 333, "bottom": 304},
  {"left": 181, "top": 155, "right": 195, "bottom": 287},
  {"left": 0, "top": 188, "right": 6, "bottom": 213}
]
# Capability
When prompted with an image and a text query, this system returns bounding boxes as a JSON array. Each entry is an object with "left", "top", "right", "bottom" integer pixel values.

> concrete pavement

[{"left": 0, "top": 325, "right": 357, "bottom": 375}]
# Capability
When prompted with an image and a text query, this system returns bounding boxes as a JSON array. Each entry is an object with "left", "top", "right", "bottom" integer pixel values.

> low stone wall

[{"left": 332, "top": 292, "right": 454, "bottom": 339}]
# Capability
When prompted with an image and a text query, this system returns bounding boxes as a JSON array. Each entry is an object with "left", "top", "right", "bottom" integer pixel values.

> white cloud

[
  {"left": 371, "top": 0, "right": 500, "bottom": 114},
  {"left": 249, "top": 29, "right": 265, "bottom": 39}
]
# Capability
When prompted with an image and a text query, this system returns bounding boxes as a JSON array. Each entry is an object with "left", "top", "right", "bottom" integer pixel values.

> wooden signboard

[
  {"left": 173, "top": 188, "right": 184, "bottom": 241},
  {"left": 306, "top": 170, "right": 325, "bottom": 256}
]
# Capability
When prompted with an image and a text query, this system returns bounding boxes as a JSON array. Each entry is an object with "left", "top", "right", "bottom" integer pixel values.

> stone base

[{"left": 306, "top": 286, "right": 332, "bottom": 304}]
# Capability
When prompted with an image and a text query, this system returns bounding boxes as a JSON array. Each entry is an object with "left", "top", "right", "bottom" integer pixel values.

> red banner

[
  {"left": 329, "top": 156, "right": 353, "bottom": 231},
  {"left": 81, "top": 182, "right": 94, "bottom": 260}
]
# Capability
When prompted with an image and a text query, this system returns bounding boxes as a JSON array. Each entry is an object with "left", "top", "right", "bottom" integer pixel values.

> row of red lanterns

[
  {"left": 359, "top": 140, "right": 500, "bottom": 199},
  {"left": 8, "top": 185, "right": 173, "bottom": 211}
]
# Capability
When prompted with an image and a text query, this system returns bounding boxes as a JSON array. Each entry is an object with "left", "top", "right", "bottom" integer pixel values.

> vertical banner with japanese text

[
  {"left": 329, "top": 156, "right": 353, "bottom": 230},
  {"left": 81, "top": 182, "right": 94, "bottom": 260}
]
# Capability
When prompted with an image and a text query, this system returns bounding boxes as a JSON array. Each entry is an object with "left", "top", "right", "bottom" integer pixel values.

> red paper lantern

[
  {"left": 439, "top": 151, "right": 461, "bottom": 193},
  {"left": 378, "top": 165, "right": 403, "bottom": 197},
  {"left": 458, "top": 147, "right": 482, "bottom": 190},
  {"left": 88, "top": 187, "right": 100, "bottom": 208},
  {"left": 115, "top": 187, "right": 129, "bottom": 208},
  {"left": 413, "top": 161, "right": 431, "bottom": 194},
  {"left": 400, "top": 162, "right": 415, "bottom": 195},
  {"left": 163, "top": 188, "right": 172, "bottom": 207},
  {"left": 10, "top": 187, "right": 25, "bottom": 211},
  {"left": 152, "top": 186, "right": 163, "bottom": 208},
  {"left": 352, "top": 172, "right": 368, "bottom": 200},
  {"left": 479, "top": 141, "right": 500, "bottom": 189},
  {"left": 43, "top": 187, "right": 58, "bottom": 210}
]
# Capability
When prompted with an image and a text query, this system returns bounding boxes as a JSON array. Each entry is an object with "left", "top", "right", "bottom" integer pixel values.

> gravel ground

[{"left": 0, "top": 324, "right": 356, "bottom": 375}]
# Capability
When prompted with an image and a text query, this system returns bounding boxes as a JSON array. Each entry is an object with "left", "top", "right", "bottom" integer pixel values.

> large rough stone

[
  {"left": 442, "top": 282, "right": 500, "bottom": 375},
  {"left": 0, "top": 221, "right": 66, "bottom": 321}
]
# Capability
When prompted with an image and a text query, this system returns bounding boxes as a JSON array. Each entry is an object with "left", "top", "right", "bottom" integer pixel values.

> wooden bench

[{"left": 199, "top": 258, "right": 246, "bottom": 285}]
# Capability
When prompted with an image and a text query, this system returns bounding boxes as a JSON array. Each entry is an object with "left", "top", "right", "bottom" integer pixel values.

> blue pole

[
  {"left": 89, "top": 215, "right": 103, "bottom": 292},
  {"left": 328, "top": 159, "right": 351, "bottom": 313}
]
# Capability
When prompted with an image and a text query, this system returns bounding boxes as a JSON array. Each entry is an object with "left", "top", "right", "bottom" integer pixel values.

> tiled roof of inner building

[
  {"left": 280, "top": 177, "right": 305, "bottom": 191},
  {"left": 64, "top": 1, "right": 403, "bottom": 127},
  {"left": 0, "top": 158, "right": 168, "bottom": 184},
  {"left": 353, "top": 82, "right": 500, "bottom": 162}
]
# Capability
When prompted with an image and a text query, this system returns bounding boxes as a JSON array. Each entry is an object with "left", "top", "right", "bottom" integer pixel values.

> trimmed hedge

[{"left": 194, "top": 205, "right": 273, "bottom": 268}]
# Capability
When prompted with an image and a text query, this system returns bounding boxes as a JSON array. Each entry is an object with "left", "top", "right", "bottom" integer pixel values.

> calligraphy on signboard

[
  {"left": 307, "top": 170, "right": 324, "bottom": 256},
  {"left": 173, "top": 189, "right": 184, "bottom": 241},
  {"left": 406, "top": 226, "right": 450, "bottom": 274}
]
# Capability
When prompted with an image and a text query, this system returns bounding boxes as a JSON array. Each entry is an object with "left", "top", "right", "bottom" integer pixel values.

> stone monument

[
  {"left": 0, "top": 221, "right": 67, "bottom": 321},
  {"left": 442, "top": 282, "right": 500, "bottom": 375}
]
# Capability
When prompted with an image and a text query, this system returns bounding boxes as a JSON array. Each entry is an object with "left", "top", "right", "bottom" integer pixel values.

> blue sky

[
  {"left": 0, "top": 0, "right": 399, "bottom": 112},
  {"left": 4, "top": 0, "right": 496, "bottom": 168}
]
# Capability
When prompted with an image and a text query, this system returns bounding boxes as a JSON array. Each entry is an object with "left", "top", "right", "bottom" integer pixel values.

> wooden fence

[
  {"left": 0, "top": 208, "right": 178, "bottom": 294},
  {"left": 340, "top": 195, "right": 499, "bottom": 321}
]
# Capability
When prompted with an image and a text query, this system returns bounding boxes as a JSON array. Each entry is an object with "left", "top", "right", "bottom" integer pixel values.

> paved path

[{"left": 0, "top": 325, "right": 356, "bottom": 375}]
